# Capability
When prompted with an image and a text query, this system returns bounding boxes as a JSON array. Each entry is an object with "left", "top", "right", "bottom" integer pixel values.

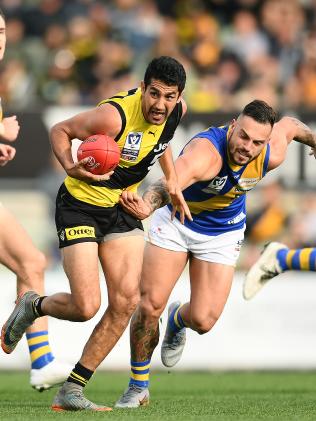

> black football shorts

[{"left": 55, "top": 183, "right": 144, "bottom": 248}]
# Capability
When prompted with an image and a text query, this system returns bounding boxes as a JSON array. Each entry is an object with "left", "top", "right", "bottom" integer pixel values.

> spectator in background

[{"left": 0, "top": 0, "right": 313, "bottom": 111}]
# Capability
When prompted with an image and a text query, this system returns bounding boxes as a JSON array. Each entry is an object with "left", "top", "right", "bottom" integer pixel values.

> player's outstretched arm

[
  {"left": 119, "top": 183, "right": 169, "bottom": 220},
  {"left": 120, "top": 137, "right": 222, "bottom": 219},
  {"left": 268, "top": 117, "right": 316, "bottom": 171},
  {"left": 159, "top": 146, "right": 192, "bottom": 223}
]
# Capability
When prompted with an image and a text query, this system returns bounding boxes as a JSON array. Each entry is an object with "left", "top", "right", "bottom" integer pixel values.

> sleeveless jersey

[
  {"left": 65, "top": 88, "right": 183, "bottom": 207},
  {"left": 171, "top": 125, "right": 270, "bottom": 236}
]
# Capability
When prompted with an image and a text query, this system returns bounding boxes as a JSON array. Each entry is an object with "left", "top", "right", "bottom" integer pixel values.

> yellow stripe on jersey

[{"left": 187, "top": 147, "right": 267, "bottom": 214}]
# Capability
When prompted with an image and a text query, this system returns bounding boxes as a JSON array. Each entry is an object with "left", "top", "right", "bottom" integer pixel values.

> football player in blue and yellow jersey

[
  {"left": 115, "top": 100, "right": 316, "bottom": 408},
  {"left": 0, "top": 8, "right": 72, "bottom": 391},
  {"left": 1, "top": 56, "right": 191, "bottom": 411}
]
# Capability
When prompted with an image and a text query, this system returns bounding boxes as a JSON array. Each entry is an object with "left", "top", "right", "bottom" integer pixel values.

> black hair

[
  {"left": 144, "top": 56, "right": 186, "bottom": 93},
  {"left": 241, "top": 100, "right": 276, "bottom": 127}
]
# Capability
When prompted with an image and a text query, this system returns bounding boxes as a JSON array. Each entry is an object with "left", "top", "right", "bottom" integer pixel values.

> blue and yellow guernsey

[
  {"left": 64, "top": 88, "right": 183, "bottom": 207},
  {"left": 174, "top": 125, "right": 270, "bottom": 236}
]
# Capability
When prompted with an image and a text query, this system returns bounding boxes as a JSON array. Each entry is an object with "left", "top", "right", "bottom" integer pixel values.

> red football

[{"left": 77, "top": 134, "right": 120, "bottom": 175}]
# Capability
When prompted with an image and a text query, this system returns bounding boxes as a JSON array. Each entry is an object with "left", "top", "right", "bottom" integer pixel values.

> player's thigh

[
  {"left": 189, "top": 258, "right": 235, "bottom": 319},
  {"left": 140, "top": 242, "right": 188, "bottom": 313},
  {"left": 0, "top": 206, "right": 42, "bottom": 272},
  {"left": 61, "top": 242, "right": 101, "bottom": 303},
  {"left": 99, "top": 235, "right": 145, "bottom": 302}
]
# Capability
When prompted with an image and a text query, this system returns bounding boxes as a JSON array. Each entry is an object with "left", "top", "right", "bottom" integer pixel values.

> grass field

[{"left": 1, "top": 371, "right": 316, "bottom": 420}]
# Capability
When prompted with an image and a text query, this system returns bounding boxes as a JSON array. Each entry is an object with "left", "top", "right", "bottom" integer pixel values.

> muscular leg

[
  {"left": 79, "top": 235, "right": 145, "bottom": 370},
  {"left": 180, "top": 258, "right": 235, "bottom": 334},
  {"left": 0, "top": 206, "right": 47, "bottom": 333},
  {"left": 41, "top": 242, "right": 101, "bottom": 321},
  {"left": 0, "top": 206, "right": 73, "bottom": 389},
  {"left": 131, "top": 243, "right": 188, "bottom": 362}
]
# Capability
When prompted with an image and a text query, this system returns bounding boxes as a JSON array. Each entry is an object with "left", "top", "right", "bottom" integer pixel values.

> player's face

[
  {"left": 141, "top": 79, "right": 181, "bottom": 125},
  {"left": 0, "top": 16, "right": 6, "bottom": 61},
  {"left": 227, "top": 115, "right": 272, "bottom": 165}
]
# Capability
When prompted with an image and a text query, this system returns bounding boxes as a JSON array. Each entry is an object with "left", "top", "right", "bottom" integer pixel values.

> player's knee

[
  {"left": 139, "top": 297, "right": 164, "bottom": 321},
  {"left": 110, "top": 289, "right": 140, "bottom": 317},
  {"left": 74, "top": 297, "right": 101, "bottom": 321},
  {"left": 18, "top": 250, "right": 46, "bottom": 287},
  {"left": 191, "top": 314, "right": 218, "bottom": 335},
  {"left": 75, "top": 305, "right": 99, "bottom": 321}
]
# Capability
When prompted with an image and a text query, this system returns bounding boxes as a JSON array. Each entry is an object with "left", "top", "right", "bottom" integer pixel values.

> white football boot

[
  {"left": 243, "top": 242, "right": 287, "bottom": 300},
  {"left": 161, "top": 301, "right": 186, "bottom": 368},
  {"left": 115, "top": 384, "right": 150, "bottom": 408},
  {"left": 30, "top": 359, "right": 73, "bottom": 392}
]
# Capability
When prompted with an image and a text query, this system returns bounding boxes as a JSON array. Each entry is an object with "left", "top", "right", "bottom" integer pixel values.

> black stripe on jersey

[
  {"left": 106, "top": 101, "right": 126, "bottom": 142},
  {"left": 91, "top": 102, "right": 183, "bottom": 189},
  {"left": 160, "top": 100, "right": 183, "bottom": 143},
  {"left": 108, "top": 88, "right": 138, "bottom": 100}
]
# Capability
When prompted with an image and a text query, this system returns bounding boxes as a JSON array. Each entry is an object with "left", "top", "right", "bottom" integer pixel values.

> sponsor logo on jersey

[
  {"left": 202, "top": 176, "right": 228, "bottom": 194},
  {"left": 122, "top": 132, "right": 143, "bottom": 161},
  {"left": 153, "top": 142, "right": 168, "bottom": 153},
  {"left": 227, "top": 212, "right": 246, "bottom": 225},
  {"left": 65, "top": 226, "right": 96, "bottom": 240},
  {"left": 235, "top": 177, "right": 259, "bottom": 192}
]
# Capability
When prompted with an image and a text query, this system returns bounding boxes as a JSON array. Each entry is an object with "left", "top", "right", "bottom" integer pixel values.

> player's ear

[
  {"left": 176, "top": 90, "right": 184, "bottom": 103},
  {"left": 140, "top": 81, "right": 145, "bottom": 94}
]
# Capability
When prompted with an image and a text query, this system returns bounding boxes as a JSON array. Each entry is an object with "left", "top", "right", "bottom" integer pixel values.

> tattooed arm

[
  {"left": 120, "top": 137, "right": 222, "bottom": 220},
  {"left": 268, "top": 116, "right": 316, "bottom": 171},
  {"left": 119, "top": 180, "right": 171, "bottom": 220}
]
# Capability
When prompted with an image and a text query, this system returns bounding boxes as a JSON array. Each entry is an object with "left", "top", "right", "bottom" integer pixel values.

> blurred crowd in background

[
  {"left": 1, "top": 0, "right": 316, "bottom": 111},
  {"left": 1, "top": 0, "right": 316, "bottom": 269}
]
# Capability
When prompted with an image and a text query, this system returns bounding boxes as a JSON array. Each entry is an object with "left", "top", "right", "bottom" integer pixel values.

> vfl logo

[
  {"left": 122, "top": 132, "right": 143, "bottom": 161},
  {"left": 127, "top": 133, "right": 142, "bottom": 149},
  {"left": 65, "top": 226, "right": 96, "bottom": 241},
  {"left": 202, "top": 176, "right": 228, "bottom": 194}
]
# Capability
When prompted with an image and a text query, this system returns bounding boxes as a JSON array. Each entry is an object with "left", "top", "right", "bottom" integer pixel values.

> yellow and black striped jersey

[{"left": 65, "top": 88, "right": 183, "bottom": 207}]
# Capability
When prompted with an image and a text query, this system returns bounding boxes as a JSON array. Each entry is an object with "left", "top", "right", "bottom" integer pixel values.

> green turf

[{"left": 0, "top": 371, "right": 316, "bottom": 420}]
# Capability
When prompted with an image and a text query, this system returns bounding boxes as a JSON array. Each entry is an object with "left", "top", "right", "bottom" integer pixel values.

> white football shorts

[{"left": 147, "top": 206, "right": 245, "bottom": 266}]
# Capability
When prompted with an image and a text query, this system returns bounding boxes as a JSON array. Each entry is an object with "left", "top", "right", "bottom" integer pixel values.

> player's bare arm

[
  {"left": 268, "top": 117, "right": 316, "bottom": 170},
  {"left": 0, "top": 143, "right": 15, "bottom": 166},
  {"left": 0, "top": 116, "right": 20, "bottom": 142},
  {"left": 50, "top": 104, "right": 122, "bottom": 183},
  {"left": 175, "top": 137, "right": 222, "bottom": 189},
  {"left": 159, "top": 146, "right": 192, "bottom": 223},
  {"left": 120, "top": 137, "right": 222, "bottom": 220}
]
